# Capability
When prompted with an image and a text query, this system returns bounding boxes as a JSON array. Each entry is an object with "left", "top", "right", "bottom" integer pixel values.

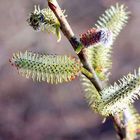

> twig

[
  {"left": 48, "top": 0, "right": 102, "bottom": 91},
  {"left": 47, "top": 0, "right": 126, "bottom": 139},
  {"left": 113, "top": 115, "right": 126, "bottom": 140}
]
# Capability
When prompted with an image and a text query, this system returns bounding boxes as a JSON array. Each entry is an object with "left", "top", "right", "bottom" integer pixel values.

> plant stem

[
  {"left": 48, "top": 0, "right": 102, "bottom": 91},
  {"left": 113, "top": 115, "right": 126, "bottom": 140},
  {"left": 48, "top": 0, "right": 126, "bottom": 139}
]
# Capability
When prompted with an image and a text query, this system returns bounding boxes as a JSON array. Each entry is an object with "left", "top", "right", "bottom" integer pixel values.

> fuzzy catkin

[{"left": 10, "top": 51, "right": 82, "bottom": 84}]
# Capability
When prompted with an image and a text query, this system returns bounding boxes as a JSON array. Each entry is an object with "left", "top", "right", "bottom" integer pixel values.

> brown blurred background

[{"left": 0, "top": 0, "right": 140, "bottom": 140}]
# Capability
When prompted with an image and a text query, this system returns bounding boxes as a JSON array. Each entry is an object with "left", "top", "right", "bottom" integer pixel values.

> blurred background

[{"left": 0, "top": 0, "right": 140, "bottom": 139}]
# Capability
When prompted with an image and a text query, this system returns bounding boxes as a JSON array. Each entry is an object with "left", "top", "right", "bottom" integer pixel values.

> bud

[{"left": 80, "top": 28, "right": 113, "bottom": 47}]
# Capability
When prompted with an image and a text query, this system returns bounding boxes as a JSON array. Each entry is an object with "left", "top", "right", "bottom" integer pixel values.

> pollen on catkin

[{"left": 10, "top": 51, "right": 82, "bottom": 84}]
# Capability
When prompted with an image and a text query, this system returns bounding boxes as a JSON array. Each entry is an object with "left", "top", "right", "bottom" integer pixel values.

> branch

[
  {"left": 113, "top": 115, "right": 126, "bottom": 140},
  {"left": 47, "top": 0, "right": 126, "bottom": 139},
  {"left": 48, "top": 0, "right": 102, "bottom": 91}
]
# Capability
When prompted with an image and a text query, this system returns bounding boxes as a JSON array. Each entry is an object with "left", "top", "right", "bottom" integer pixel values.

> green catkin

[
  {"left": 81, "top": 69, "right": 140, "bottom": 116},
  {"left": 81, "top": 4, "right": 131, "bottom": 117},
  {"left": 86, "top": 45, "right": 112, "bottom": 81},
  {"left": 98, "top": 70, "right": 140, "bottom": 116},
  {"left": 81, "top": 74, "right": 101, "bottom": 113},
  {"left": 84, "top": 4, "right": 129, "bottom": 81},
  {"left": 10, "top": 51, "right": 82, "bottom": 84},
  {"left": 95, "top": 3, "right": 129, "bottom": 41},
  {"left": 27, "top": 5, "right": 61, "bottom": 42}
]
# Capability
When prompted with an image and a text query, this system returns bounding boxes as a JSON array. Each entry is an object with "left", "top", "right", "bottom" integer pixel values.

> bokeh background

[{"left": 0, "top": 0, "right": 140, "bottom": 140}]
